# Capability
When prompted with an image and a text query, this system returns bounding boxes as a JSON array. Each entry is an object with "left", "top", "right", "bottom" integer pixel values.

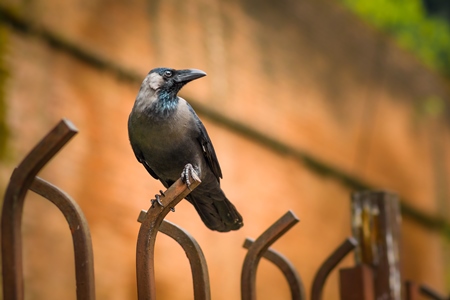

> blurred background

[{"left": 1, "top": 0, "right": 450, "bottom": 299}]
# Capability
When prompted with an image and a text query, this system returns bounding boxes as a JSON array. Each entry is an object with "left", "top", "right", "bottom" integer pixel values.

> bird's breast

[{"left": 129, "top": 101, "right": 202, "bottom": 180}]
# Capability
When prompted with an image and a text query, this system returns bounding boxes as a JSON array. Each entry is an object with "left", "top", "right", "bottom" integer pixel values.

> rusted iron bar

[
  {"left": 136, "top": 218, "right": 211, "bottom": 300},
  {"left": 405, "top": 281, "right": 448, "bottom": 300},
  {"left": 420, "top": 284, "right": 448, "bottom": 300},
  {"left": 30, "top": 176, "right": 95, "bottom": 300},
  {"left": 1, "top": 119, "right": 78, "bottom": 300},
  {"left": 241, "top": 210, "right": 299, "bottom": 300},
  {"left": 339, "top": 265, "right": 374, "bottom": 300},
  {"left": 405, "top": 281, "right": 420, "bottom": 300},
  {"left": 310, "top": 237, "right": 358, "bottom": 300},
  {"left": 136, "top": 176, "right": 201, "bottom": 300},
  {"left": 159, "top": 220, "right": 211, "bottom": 300},
  {"left": 243, "top": 238, "right": 305, "bottom": 300},
  {"left": 351, "top": 191, "right": 402, "bottom": 300}
]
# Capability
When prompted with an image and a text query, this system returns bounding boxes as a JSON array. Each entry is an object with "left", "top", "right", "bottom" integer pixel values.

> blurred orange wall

[{"left": 1, "top": 0, "right": 449, "bottom": 299}]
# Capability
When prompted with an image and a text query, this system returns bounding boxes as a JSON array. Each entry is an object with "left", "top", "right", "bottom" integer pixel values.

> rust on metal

[
  {"left": 136, "top": 217, "right": 211, "bottom": 299},
  {"left": 420, "top": 284, "right": 448, "bottom": 300},
  {"left": 243, "top": 238, "right": 305, "bottom": 300},
  {"left": 339, "top": 265, "right": 374, "bottom": 300},
  {"left": 241, "top": 210, "right": 299, "bottom": 300},
  {"left": 159, "top": 220, "right": 210, "bottom": 300},
  {"left": 405, "top": 281, "right": 420, "bottom": 300},
  {"left": 310, "top": 237, "right": 358, "bottom": 300},
  {"left": 405, "top": 281, "right": 448, "bottom": 300},
  {"left": 30, "top": 177, "right": 95, "bottom": 300},
  {"left": 351, "top": 191, "right": 402, "bottom": 300},
  {"left": 136, "top": 175, "right": 201, "bottom": 300},
  {"left": 1, "top": 119, "right": 78, "bottom": 300}
]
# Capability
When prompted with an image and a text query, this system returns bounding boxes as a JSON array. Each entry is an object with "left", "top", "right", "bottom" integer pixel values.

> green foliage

[{"left": 341, "top": 0, "right": 450, "bottom": 77}]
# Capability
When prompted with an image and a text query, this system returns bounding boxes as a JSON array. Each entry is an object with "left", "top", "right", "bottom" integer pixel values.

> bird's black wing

[
  {"left": 187, "top": 104, "right": 223, "bottom": 180},
  {"left": 131, "top": 145, "right": 160, "bottom": 180}
]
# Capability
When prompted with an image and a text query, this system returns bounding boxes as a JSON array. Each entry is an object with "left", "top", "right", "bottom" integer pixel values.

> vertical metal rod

[
  {"left": 310, "top": 237, "right": 358, "bottom": 300},
  {"left": 241, "top": 210, "right": 299, "bottom": 300},
  {"left": 243, "top": 238, "right": 305, "bottom": 300},
  {"left": 405, "top": 281, "right": 420, "bottom": 300},
  {"left": 136, "top": 176, "right": 201, "bottom": 300},
  {"left": 351, "top": 191, "right": 402, "bottom": 300},
  {"left": 339, "top": 265, "right": 374, "bottom": 300},
  {"left": 1, "top": 119, "right": 78, "bottom": 300},
  {"left": 159, "top": 220, "right": 211, "bottom": 300},
  {"left": 30, "top": 177, "right": 95, "bottom": 300}
]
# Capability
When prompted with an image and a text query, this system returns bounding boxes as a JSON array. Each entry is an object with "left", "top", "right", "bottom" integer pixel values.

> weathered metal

[
  {"left": 405, "top": 281, "right": 420, "bottom": 300},
  {"left": 136, "top": 217, "right": 211, "bottom": 300},
  {"left": 310, "top": 237, "right": 358, "bottom": 300},
  {"left": 339, "top": 265, "right": 374, "bottom": 300},
  {"left": 243, "top": 238, "right": 305, "bottom": 300},
  {"left": 405, "top": 281, "right": 449, "bottom": 300},
  {"left": 1, "top": 119, "right": 78, "bottom": 300},
  {"left": 3, "top": 119, "right": 443, "bottom": 300},
  {"left": 30, "top": 177, "right": 95, "bottom": 299},
  {"left": 351, "top": 191, "right": 402, "bottom": 300},
  {"left": 420, "top": 284, "right": 448, "bottom": 300},
  {"left": 159, "top": 220, "right": 211, "bottom": 300},
  {"left": 136, "top": 176, "right": 201, "bottom": 300},
  {"left": 240, "top": 210, "right": 299, "bottom": 300}
]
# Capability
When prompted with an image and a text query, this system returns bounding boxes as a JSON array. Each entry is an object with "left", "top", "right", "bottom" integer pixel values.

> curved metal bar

[
  {"left": 243, "top": 238, "right": 305, "bottom": 300},
  {"left": 310, "top": 237, "right": 358, "bottom": 300},
  {"left": 30, "top": 177, "right": 95, "bottom": 300},
  {"left": 420, "top": 284, "right": 447, "bottom": 300},
  {"left": 159, "top": 220, "right": 210, "bottom": 300},
  {"left": 241, "top": 210, "right": 299, "bottom": 300},
  {"left": 1, "top": 119, "right": 78, "bottom": 300},
  {"left": 136, "top": 175, "right": 201, "bottom": 300}
]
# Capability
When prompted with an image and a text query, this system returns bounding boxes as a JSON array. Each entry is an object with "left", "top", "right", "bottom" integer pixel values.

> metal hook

[
  {"left": 311, "top": 237, "right": 358, "bottom": 300},
  {"left": 243, "top": 238, "right": 305, "bottom": 300},
  {"left": 136, "top": 175, "right": 201, "bottom": 300},
  {"left": 241, "top": 210, "right": 299, "bottom": 300},
  {"left": 1, "top": 119, "right": 78, "bottom": 300},
  {"left": 30, "top": 177, "right": 95, "bottom": 299},
  {"left": 159, "top": 220, "right": 211, "bottom": 300}
]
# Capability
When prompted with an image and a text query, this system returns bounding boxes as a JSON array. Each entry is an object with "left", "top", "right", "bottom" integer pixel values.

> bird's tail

[{"left": 186, "top": 192, "right": 243, "bottom": 232}]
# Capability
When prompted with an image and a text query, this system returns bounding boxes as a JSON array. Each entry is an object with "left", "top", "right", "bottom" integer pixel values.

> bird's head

[
  {"left": 146, "top": 67, "right": 207, "bottom": 98},
  {"left": 134, "top": 67, "right": 206, "bottom": 117}
]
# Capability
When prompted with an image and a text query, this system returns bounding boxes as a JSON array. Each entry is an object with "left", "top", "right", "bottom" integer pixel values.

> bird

[{"left": 128, "top": 67, "right": 243, "bottom": 232}]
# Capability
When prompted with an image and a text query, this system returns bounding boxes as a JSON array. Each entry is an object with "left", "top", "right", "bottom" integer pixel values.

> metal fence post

[
  {"left": 1, "top": 119, "right": 95, "bottom": 300},
  {"left": 350, "top": 191, "right": 402, "bottom": 300}
]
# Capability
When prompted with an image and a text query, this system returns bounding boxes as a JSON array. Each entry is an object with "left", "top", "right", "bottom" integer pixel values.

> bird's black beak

[{"left": 173, "top": 69, "right": 207, "bottom": 83}]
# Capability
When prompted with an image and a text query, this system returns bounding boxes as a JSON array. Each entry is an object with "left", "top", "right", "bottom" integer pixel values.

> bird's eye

[{"left": 163, "top": 70, "right": 173, "bottom": 78}]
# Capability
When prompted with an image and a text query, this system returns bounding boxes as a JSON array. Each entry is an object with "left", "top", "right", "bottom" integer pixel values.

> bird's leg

[{"left": 181, "top": 163, "right": 200, "bottom": 190}]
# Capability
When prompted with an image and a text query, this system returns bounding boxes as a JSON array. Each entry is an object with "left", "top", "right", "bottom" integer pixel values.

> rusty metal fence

[{"left": 1, "top": 119, "right": 448, "bottom": 300}]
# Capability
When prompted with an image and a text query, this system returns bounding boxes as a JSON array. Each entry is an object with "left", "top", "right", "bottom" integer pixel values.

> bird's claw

[
  {"left": 181, "top": 163, "right": 200, "bottom": 190},
  {"left": 151, "top": 194, "right": 164, "bottom": 208}
]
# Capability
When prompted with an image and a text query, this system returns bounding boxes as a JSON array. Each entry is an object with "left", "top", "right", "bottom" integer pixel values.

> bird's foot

[
  {"left": 150, "top": 194, "right": 175, "bottom": 212},
  {"left": 181, "top": 163, "right": 200, "bottom": 190},
  {"left": 151, "top": 193, "right": 164, "bottom": 208}
]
